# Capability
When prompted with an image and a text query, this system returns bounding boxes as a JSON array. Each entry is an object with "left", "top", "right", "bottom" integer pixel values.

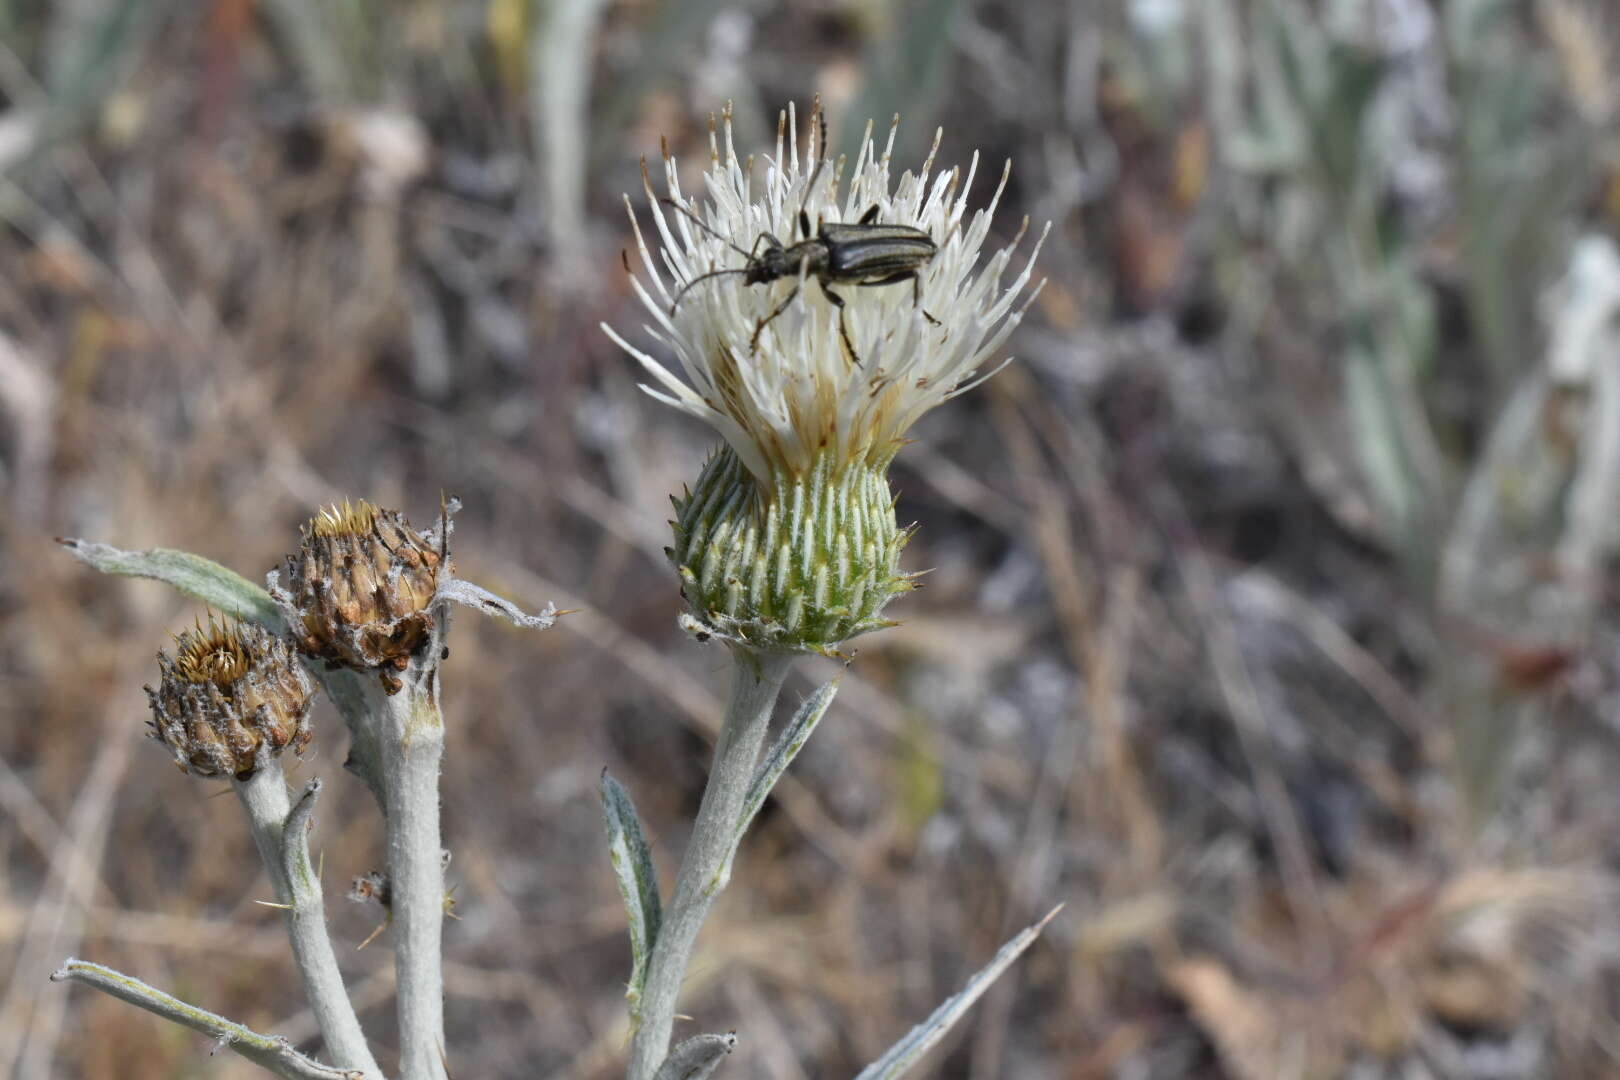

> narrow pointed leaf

[
  {"left": 50, "top": 959, "right": 361, "bottom": 1079},
  {"left": 653, "top": 1032, "right": 737, "bottom": 1080},
  {"left": 600, "top": 769, "right": 662, "bottom": 1017},
  {"left": 57, "top": 539, "right": 283, "bottom": 630},
  {"left": 735, "top": 679, "right": 838, "bottom": 839},
  {"left": 853, "top": 906, "right": 1062, "bottom": 1080},
  {"left": 281, "top": 780, "right": 323, "bottom": 895}
]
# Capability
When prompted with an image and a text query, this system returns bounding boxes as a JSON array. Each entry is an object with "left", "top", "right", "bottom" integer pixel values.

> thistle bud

[
  {"left": 280, "top": 500, "right": 447, "bottom": 681},
  {"left": 672, "top": 446, "right": 913, "bottom": 654},
  {"left": 145, "top": 618, "right": 315, "bottom": 779}
]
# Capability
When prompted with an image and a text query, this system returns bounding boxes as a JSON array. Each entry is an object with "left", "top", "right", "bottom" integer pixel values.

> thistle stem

[
  {"left": 374, "top": 670, "right": 449, "bottom": 1080},
  {"left": 235, "top": 767, "right": 383, "bottom": 1080},
  {"left": 627, "top": 648, "right": 793, "bottom": 1080}
]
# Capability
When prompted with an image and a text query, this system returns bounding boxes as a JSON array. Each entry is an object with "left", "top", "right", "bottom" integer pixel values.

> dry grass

[{"left": 3, "top": 1, "right": 1620, "bottom": 1078}]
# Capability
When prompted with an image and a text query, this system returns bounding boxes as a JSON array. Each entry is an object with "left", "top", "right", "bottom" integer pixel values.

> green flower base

[{"left": 670, "top": 446, "right": 915, "bottom": 654}]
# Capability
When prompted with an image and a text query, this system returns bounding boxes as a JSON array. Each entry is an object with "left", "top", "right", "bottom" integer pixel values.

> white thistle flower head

[
  {"left": 605, "top": 98, "right": 1048, "bottom": 484},
  {"left": 604, "top": 99, "right": 1046, "bottom": 655}
]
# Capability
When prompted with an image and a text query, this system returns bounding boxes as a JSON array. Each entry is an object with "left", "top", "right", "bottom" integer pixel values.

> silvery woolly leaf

[
  {"left": 601, "top": 769, "right": 662, "bottom": 1017},
  {"left": 58, "top": 539, "right": 283, "bottom": 630},
  {"left": 653, "top": 1032, "right": 736, "bottom": 1080},
  {"left": 735, "top": 678, "right": 839, "bottom": 840}
]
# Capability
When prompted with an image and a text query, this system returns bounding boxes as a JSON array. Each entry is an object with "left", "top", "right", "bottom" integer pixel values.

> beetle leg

[
  {"left": 854, "top": 270, "right": 942, "bottom": 325},
  {"left": 751, "top": 281, "right": 802, "bottom": 353},
  {"left": 818, "top": 280, "right": 862, "bottom": 366},
  {"left": 920, "top": 270, "right": 946, "bottom": 325},
  {"left": 858, "top": 204, "right": 880, "bottom": 225}
]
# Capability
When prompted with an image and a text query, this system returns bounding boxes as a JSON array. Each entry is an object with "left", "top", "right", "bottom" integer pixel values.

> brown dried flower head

[
  {"left": 282, "top": 500, "right": 448, "bottom": 681},
  {"left": 145, "top": 617, "right": 315, "bottom": 779}
]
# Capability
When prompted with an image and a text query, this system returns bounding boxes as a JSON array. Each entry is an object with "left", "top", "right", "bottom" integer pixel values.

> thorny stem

[
  {"left": 235, "top": 767, "right": 384, "bottom": 1079},
  {"left": 373, "top": 666, "right": 449, "bottom": 1080},
  {"left": 627, "top": 648, "right": 793, "bottom": 1080},
  {"left": 50, "top": 959, "right": 362, "bottom": 1080}
]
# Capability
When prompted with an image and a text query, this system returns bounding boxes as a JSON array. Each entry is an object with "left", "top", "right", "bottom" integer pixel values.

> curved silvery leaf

[
  {"left": 853, "top": 907, "right": 1062, "bottom": 1080},
  {"left": 58, "top": 539, "right": 283, "bottom": 630},
  {"left": 601, "top": 770, "right": 664, "bottom": 1021},
  {"left": 436, "top": 577, "right": 560, "bottom": 629}
]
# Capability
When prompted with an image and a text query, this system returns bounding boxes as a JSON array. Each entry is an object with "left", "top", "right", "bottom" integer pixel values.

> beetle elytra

[{"left": 662, "top": 112, "right": 939, "bottom": 364}]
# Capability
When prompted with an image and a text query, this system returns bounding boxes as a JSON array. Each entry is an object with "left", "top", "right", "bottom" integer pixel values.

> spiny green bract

[{"left": 669, "top": 447, "right": 917, "bottom": 655}]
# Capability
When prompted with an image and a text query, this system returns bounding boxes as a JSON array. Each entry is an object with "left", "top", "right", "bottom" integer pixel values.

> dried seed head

[
  {"left": 671, "top": 445, "right": 914, "bottom": 654},
  {"left": 145, "top": 617, "right": 315, "bottom": 779},
  {"left": 281, "top": 500, "right": 448, "bottom": 679}
]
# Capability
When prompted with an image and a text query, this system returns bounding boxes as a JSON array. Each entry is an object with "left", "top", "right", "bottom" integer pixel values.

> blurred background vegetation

[{"left": 3, "top": 0, "right": 1620, "bottom": 1076}]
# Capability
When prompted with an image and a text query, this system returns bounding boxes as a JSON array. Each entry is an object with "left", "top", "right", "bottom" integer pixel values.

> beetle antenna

[
  {"left": 670, "top": 267, "right": 751, "bottom": 312},
  {"left": 659, "top": 198, "right": 754, "bottom": 260},
  {"left": 799, "top": 109, "right": 830, "bottom": 231}
]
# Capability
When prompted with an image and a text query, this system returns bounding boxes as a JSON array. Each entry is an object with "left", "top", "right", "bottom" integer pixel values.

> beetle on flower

[
  {"left": 658, "top": 110, "right": 942, "bottom": 365},
  {"left": 605, "top": 98, "right": 1048, "bottom": 656}
]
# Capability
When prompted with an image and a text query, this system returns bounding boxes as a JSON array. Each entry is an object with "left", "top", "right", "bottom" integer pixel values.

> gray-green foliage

[
  {"left": 1199, "top": 0, "right": 1611, "bottom": 817},
  {"left": 735, "top": 679, "right": 839, "bottom": 844},
  {"left": 59, "top": 540, "right": 284, "bottom": 629},
  {"left": 1, "top": 0, "right": 161, "bottom": 178},
  {"left": 1209, "top": 0, "right": 1597, "bottom": 568},
  {"left": 600, "top": 770, "right": 663, "bottom": 1022},
  {"left": 651, "top": 1033, "right": 736, "bottom": 1080},
  {"left": 1214, "top": 0, "right": 1450, "bottom": 568},
  {"left": 1446, "top": 0, "right": 1591, "bottom": 406}
]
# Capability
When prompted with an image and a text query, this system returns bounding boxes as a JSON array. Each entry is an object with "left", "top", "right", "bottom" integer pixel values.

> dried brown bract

[{"left": 281, "top": 500, "right": 449, "bottom": 688}]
